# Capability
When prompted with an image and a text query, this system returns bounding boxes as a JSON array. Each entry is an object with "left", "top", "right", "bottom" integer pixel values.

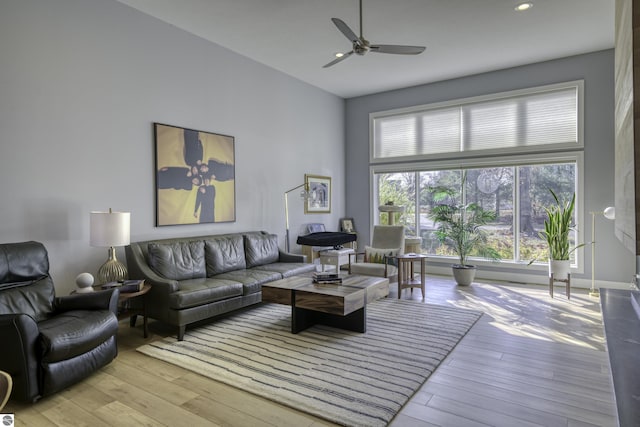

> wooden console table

[
  {"left": 301, "top": 240, "right": 356, "bottom": 263},
  {"left": 319, "top": 248, "right": 354, "bottom": 272}
]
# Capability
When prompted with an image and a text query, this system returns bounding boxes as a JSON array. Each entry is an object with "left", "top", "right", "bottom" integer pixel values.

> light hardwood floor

[{"left": 5, "top": 276, "right": 616, "bottom": 426}]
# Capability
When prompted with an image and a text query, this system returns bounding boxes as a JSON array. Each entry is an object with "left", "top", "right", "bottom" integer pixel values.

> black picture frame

[
  {"left": 340, "top": 217, "right": 355, "bottom": 233},
  {"left": 154, "top": 123, "right": 236, "bottom": 226}
]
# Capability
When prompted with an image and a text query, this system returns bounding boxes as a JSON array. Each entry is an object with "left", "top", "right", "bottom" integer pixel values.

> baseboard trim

[{"left": 423, "top": 263, "right": 632, "bottom": 290}]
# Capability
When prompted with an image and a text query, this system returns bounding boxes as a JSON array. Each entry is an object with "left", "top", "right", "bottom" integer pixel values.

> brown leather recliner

[{"left": 0, "top": 241, "right": 120, "bottom": 402}]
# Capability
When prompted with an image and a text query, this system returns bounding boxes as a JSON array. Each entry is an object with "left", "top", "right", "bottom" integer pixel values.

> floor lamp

[
  {"left": 590, "top": 206, "right": 615, "bottom": 297},
  {"left": 284, "top": 183, "right": 311, "bottom": 253}
]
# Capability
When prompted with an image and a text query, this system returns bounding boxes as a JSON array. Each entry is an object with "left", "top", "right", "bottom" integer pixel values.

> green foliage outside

[
  {"left": 428, "top": 175, "right": 501, "bottom": 266},
  {"left": 376, "top": 163, "right": 578, "bottom": 265}
]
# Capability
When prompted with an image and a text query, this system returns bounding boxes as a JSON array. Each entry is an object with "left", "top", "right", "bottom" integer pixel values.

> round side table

[
  {"left": 395, "top": 254, "right": 427, "bottom": 300},
  {"left": 90, "top": 283, "right": 151, "bottom": 338},
  {"left": 117, "top": 284, "right": 152, "bottom": 338}
]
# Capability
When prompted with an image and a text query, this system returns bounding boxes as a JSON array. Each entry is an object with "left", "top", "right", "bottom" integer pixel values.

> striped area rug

[{"left": 137, "top": 298, "right": 482, "bottom": 426}]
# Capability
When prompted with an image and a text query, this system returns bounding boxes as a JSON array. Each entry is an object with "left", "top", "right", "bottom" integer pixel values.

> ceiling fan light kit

[
  {"left": 323, "top": 0, "right": 426, "bottom": 68},
  {"left": 515, "top": 2, "right": 533, "bottom": 12}
]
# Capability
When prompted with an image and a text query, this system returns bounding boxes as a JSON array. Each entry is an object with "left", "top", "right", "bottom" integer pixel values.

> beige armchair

[{"left": 348, "top": 225, "right": 405, "bottom": 279}]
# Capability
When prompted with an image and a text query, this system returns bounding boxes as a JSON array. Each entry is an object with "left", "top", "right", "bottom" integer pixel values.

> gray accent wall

[
  {"left": 345, "top": 50, "right": 635, "bottom": 285},
  {"left": 0, "top": 0, "right": 345, "bottom": 293}
]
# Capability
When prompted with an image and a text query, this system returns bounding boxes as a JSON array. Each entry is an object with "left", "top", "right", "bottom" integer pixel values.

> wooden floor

[{"left": 5, "top": 276, "right": 616, "bottom": 426}]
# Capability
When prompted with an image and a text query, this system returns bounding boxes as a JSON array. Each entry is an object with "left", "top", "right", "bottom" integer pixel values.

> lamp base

[
  {"left": 97, "top": 247, "right": 128, "bottom": 284},
  {"left": 589, "top": 289, "right": 600, "bottom": 298}
]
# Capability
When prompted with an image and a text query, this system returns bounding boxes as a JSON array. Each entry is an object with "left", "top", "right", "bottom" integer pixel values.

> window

[
  {"left": 374, "top": 161, "right": 580, "bottom": 265},
  {"left": 370, "top": 81, "right": 584, "bottom": 269}
]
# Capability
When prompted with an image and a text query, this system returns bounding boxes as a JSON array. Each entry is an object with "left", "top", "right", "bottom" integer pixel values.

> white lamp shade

[
  {"left": 604, "top": 206, "right": 616, "bottom": 220},
  {"left": 90, "top": 211, "right": 131, "bottom": 247}
]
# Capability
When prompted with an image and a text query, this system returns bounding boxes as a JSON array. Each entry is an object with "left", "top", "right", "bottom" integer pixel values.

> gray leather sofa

[{"left": 125, "top": 231, "right": 315, "bottom": 340}]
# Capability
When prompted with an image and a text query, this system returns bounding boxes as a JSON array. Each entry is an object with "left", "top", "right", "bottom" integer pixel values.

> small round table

[
  {"left": 117, "top": 284, "right": 152, "bottom": 338},
  {"left": 90, "top": 283, "right": 151, "bottom": 338},
  {"left": 395, "top": 254, "right": 427, "bottom": 300}
]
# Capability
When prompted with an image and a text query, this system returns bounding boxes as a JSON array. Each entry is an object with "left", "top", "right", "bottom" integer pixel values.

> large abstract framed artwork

[
  {"left": 304, "top": 174, "right": 331, "bottom": 214},
  {"left": 154, "top": 123, "right": 236, "bottom": 226}
]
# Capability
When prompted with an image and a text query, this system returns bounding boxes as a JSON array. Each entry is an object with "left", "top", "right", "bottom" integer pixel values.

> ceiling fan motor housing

[{"left": 354, "top": 39, "right": 370, "bottom": 55}]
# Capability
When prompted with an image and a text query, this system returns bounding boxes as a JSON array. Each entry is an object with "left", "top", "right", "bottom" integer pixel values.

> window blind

[{"left": 372, "top": 83, "right": 580, "bottom": 161}]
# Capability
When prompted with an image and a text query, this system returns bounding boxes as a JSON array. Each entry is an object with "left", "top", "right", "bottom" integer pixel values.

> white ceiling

[{"left": 116, "top": 0, "right": 614, "bottom": 98}]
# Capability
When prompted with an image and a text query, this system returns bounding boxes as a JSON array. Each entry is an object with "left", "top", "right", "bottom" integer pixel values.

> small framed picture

[
  {"left": 340, "top": 218, "right": 355, "bottom": 233},
  {"left": 304, "top": 174, "right": 331, "bottom": 214}
]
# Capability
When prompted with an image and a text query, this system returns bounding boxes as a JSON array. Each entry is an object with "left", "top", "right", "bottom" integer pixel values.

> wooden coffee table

[{"left": 262, "top": 274, "right": 389, "bottom": 334}]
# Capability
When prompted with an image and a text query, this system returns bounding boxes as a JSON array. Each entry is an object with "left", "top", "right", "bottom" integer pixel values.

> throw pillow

[
  {"left": 148, "top": 241, "right": 206, "bottom": 280},
  {"left": 364, "top": 246, "right": 399, "bottom": 266},
  {"left": 244, "top": 233, "right": 279, "bottom": 268},
  {"left": 204, "top": 235, "right": 246, "bottom": 276}
]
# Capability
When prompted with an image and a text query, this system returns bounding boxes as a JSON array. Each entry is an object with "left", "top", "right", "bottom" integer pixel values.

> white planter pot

[
  {"left": 549, "top": 259, "right": 570, "bottom": 280},
  {"left": 452, "top": 265, "right": 476, "bottom": 286}
]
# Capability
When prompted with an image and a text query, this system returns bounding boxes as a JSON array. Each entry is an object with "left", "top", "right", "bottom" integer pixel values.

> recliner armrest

[
  {"left": 0, "top": 313, "right": 41, "bottom": 402},
  {"left": 55, "top": 288, "right": 120, "bottom": 316}
]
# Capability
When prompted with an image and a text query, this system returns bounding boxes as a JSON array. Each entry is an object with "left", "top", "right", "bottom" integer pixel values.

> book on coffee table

[{"left": 313, "top": 272, "right": 343, "bottom": 285}]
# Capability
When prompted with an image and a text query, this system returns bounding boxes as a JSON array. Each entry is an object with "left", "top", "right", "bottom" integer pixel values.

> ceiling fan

[{"left": 323, "top": 0, "right": 426, "bottom": 68}]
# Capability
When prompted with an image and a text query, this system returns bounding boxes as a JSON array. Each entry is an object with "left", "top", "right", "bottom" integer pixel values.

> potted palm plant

[
  {"left": 429, "top": 198, "right": 501, "bottom": 286},
  {"left": 540, "top": 189, "right": 584, "bottom": 280}
]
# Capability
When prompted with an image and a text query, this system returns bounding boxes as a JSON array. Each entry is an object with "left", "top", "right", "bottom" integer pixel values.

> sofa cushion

[
  {"left": 349, "top": 262, "right": 398, "bottom": 278},
  {"left": 253, "top": 262, "right": 316, "bottom": 278},
  {"left": 244, "top": 233, "right": 279, "bottom": 268},
  {"left": 148, "top": 241, "right": 206, "bottom": 280},
  {"left": 168, "top": 278, "right": 243, "bottom": 310},
  {"left": 38, "top": 310, "right": 119, "bottom": 362},
  {"left": 205, "top": 235, "right": 246, "bottom": 276},
  {"left": 216, "top": 269, "right": 281, "bottom": 295}
]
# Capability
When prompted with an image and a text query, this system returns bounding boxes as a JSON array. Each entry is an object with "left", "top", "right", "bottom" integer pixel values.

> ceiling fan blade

[
  {"left": 331, "top": 18, "right": 361, "bottom": 45},
  {"left": 322, "top": 51, "right": 354, "bottom": 68},
  {"left": 370, "top": 44, "right": 426, "bottom": 55}
]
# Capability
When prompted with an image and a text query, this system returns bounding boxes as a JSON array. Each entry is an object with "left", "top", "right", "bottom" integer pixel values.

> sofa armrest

[
  {"left": 0, "top": 313, "right": 41, "bottom": 402},
  {"left": 125, "top": 244, "right": 179, "bottom": 293},
  {"left": 279, "top": 250, "right": 307, "bottom": 263},
  {"left": 55, "top": 288, "right": 120, "bottom": 316}
]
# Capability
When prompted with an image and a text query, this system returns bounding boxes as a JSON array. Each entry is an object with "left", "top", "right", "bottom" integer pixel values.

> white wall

[
  {"left": 345, "top": 50, "right": 636, "bottom": 286},
  {"left": 0, "top": 0, "right": 345, "bottom": 293}
]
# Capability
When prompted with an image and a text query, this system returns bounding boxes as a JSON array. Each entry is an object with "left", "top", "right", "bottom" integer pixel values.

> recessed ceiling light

[
  {"left": 514, "top": 2, "right": 533, "bottom": 11},
  {"left": 335, "top": 52, "right": 345, "bottom": 58}
]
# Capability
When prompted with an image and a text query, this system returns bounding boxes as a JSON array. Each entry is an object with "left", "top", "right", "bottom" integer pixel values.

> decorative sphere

[{"left": 75, "top": 272, "right": 94, "bottom": 293}]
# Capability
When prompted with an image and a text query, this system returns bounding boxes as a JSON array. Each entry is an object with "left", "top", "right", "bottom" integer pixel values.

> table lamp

[{"left": 90, "top": 208, "right": 131, "bottom": 284}]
